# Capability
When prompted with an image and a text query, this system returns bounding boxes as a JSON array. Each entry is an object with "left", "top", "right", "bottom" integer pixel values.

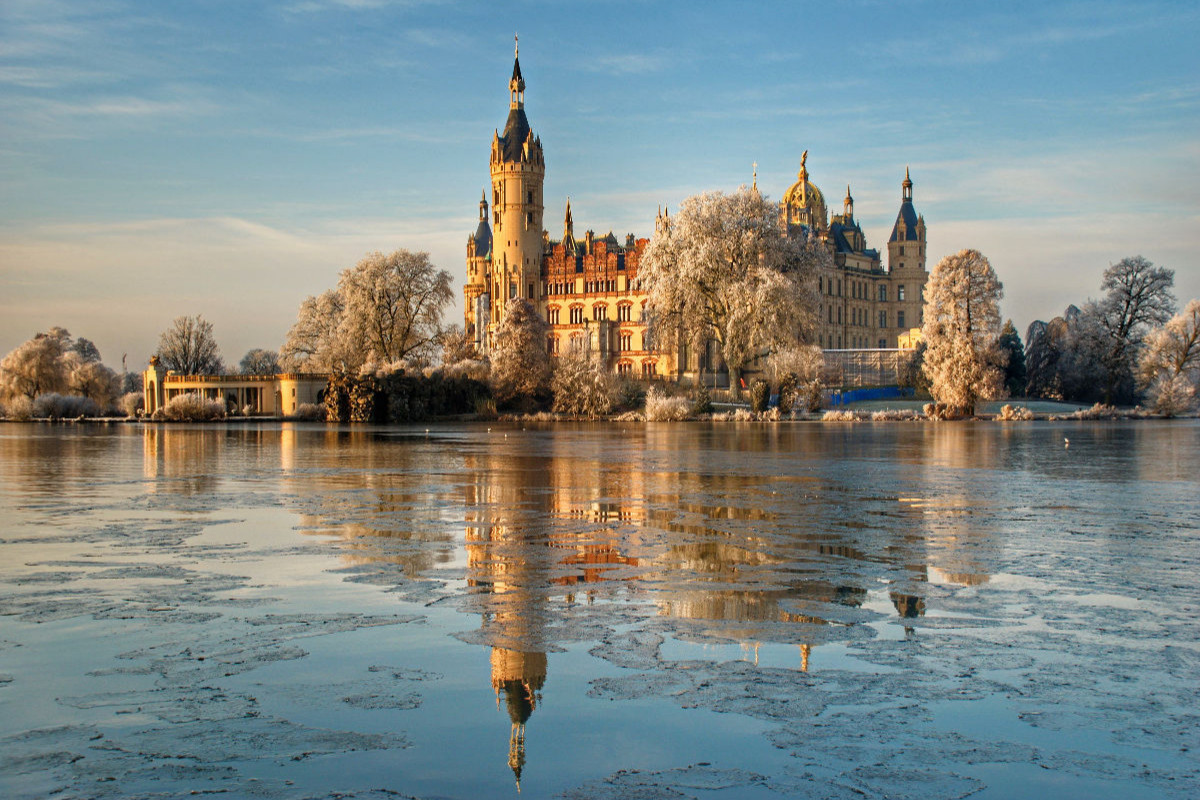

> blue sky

[{"left": 2, "top": 0, "right": 1198, "bottom": 369}]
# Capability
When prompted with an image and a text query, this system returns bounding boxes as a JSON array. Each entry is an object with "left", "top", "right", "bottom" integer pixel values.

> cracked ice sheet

[{"left": 2, "top": 421, "right": 1199, "bottom": 799}]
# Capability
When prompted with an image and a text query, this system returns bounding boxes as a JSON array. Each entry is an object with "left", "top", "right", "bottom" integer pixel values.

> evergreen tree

[{"left": 998, "top": 320, "right": 1026, "bottom": 397}]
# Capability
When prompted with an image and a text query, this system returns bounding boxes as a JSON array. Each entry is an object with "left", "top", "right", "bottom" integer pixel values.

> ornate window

[
  {"left": 593, "top": 304, "right": 608, "bottom": 321},
  {"left": 548, "top": 307, "right": 560, "bottom": 325},
  {"left": 617, "top": 303, "right": 632, "bottom": 321},
  {"left": 642, "top": 361, "right": 657, "bottom": 378},
  {"left": 569, "top": 306, "right": 584, "bottom": 325},
  {"left": 620, "top": 332, "right": 632, "bottom": 351}
]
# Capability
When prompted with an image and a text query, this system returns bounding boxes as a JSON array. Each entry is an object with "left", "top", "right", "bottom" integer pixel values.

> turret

[{"left": 886, "top": 167, "right": 929, "bottom": 345}]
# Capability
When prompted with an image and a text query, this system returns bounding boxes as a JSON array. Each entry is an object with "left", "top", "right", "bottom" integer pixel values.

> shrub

[
  {"left": 153, "top": 392, "right": 226, "bottom": 421},
  {"left": 474, "top": 396, "right": 498, "bottom": 419},
  {"left": 870, "top": 409, "right": 921, "bottom": 421},
  {"left": 551, "top": 352, "right": 615, "bottom": 418},
  {"left": 822, "top": 409, "right": 863, "bottom": 421},
  {"left": 801, "top": 380, "right": 824, "bottom": 413},
  {"left": 777, "top": 372, "right": 799, "bottom": 413},
  {"left": 33, "top": 392, "right": 101, "bottom": 419},
  {"left": 997, "top": 404, "right": 1034, "bottom": 421},
  {"left": 644, "top": 388, "right": 692, "bottom": 421},
  {"left": 442, "top": 358, "right": 490, "bottom": 382},
  {"left": 923, "top": 402, "right": 955, "bottom": 420},
  {"left": 615, "top": 380, "right": 647, "bottom": 412},
  {"left": 749, "top": 379, "right": 770, "bottom": 413},
  {"left": 5, "top": 396, "right": 34, "bottom": 421},
  {"left": 692, "top": 383, "right": 714, "bottom": 415},
  {"left": 290, "top": 403, "right": 325, "bottom": 421},
  {"left": 121, "top": 392, "right": 144, "bottom": 417},
  {"left": 1069, "top": 403, "right": 1121, "bottom": 420}
]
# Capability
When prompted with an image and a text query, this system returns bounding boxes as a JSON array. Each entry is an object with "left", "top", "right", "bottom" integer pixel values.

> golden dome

[{"left": 782, "top": 151, "right": 827, "bottom": 231}]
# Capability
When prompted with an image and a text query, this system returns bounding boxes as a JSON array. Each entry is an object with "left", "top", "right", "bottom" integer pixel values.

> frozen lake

[{"left": 1, "top": 420, "right": 1198, "bottom": 799}]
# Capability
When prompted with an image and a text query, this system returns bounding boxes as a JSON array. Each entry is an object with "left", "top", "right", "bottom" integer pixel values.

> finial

[
  {"left": 752, "top": 161, "right": 757, "bottom": 190},
  {"left": 801, "top": 149, "right": 808, "bottom": 170}
]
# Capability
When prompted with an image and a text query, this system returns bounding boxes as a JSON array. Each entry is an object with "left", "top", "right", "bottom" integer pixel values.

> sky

[{"left": 2, "top": 0, "right": 1198, "bottom": 371}]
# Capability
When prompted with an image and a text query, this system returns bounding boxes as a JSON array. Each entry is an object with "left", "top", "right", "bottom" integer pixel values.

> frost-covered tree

[
  {"left": 155, "top": 315, "right": 224, "bottom": 375},
  {"left": 239, "top": 348, "right": 281, "bottom": 375},
  {"left": 72, "top": 337, "right": 102, "bottom": 364},
  {"left": 1139, "top": 298, "right": 1200, "bottom": 415},
  {"left": 280, "top": 290, "right": 348, "bottom": 372},
  {"left": 439, "top": 324, "right": 477, "bottom": 366},
  {"left": 1059, "top": 304, "right": 1114, "bottom": 403},
  {"left": 1024, "top": 318, "right": 1062, "bottom": 399},
  {"left": 339, "top": 250, "right": 454, "bottom": 369},
  {"left": 489, "top": 298, "right": 550, "bottom": 407},
  {"left": 1, "top": 328, "right": 121, "bottom": 409},
  {"left": 551, "top": 350, "right": 615, "bottom": 418},
  {"left": 65, "top": 355, "right": 120, "bottom": 408},
  {"left": 997, "top": 320, "right": 1027, "bottom": 397},
  {"left": 639, "top": 187, "right": 824, "bottom": 394},
  {"left": 921, "top": 249, "right": 1005, "bottom": 417},
  {"left": 1095, "top": 256, "right": 1175, "bottom": 404},
  {"left": 0, "top": 332, "right": 69, "bottom": 400},
  {"left": 281, "top": 250, "right": 453, "bottom": 374}
]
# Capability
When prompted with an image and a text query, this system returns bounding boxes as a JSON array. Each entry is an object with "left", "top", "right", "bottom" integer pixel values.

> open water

[{"left": 0, "top": 420, "right": 1197, "bottom": 799}]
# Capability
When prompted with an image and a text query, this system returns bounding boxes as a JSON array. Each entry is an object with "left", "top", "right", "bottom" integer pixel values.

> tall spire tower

[{"left": 485, "top": 35, "right": 545, "bottom": 340}]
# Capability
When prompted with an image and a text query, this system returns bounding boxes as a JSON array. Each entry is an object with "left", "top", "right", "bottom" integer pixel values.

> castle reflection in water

[{"left": 139, "top": 423, "right": 992, "bottom": 788}]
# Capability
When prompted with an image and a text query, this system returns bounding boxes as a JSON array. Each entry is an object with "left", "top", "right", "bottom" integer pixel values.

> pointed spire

[
  {"left": 844, "top": 184, "right": 853, "bottom": 218},
  {"left": 509, "top": 35, "right": 525, "bottom": 109},
  {"left": 752, "top": 161, "right": 758, "bottom": 192},
  {"left": 564, "top": 198, "right": 573, "bottom": 240},
  {"left": 902, "top": 166, "right": 913, "bottom": 202},
  {"left": 479, "top": 189, "right": 489, "bottom": 220}
]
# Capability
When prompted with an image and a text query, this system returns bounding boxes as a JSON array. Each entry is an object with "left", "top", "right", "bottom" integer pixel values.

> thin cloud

[{"left": 581, "top": 53, "right": 671, "bottom": 76}]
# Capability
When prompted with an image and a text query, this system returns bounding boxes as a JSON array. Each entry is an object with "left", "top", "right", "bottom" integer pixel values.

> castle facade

[{"left": 464, "top": 48, "right": 928, "bottom": 382}]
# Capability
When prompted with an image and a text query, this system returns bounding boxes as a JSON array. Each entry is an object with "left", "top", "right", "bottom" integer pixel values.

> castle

[{"left": 463, "top": 45, "right": 928, "bottom": 383}]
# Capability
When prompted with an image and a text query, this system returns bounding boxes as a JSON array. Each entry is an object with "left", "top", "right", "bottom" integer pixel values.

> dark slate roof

[
  {"left": 473, "top": 217, "right": 492, "bottom": 258},
  {"left": 498, "top": 107, "right": 531, "bottom": 163},
  {"left": 889, "top": 200, "right": 920, "bottom": 242},
  {"left": 512, "top": 56, "right": 523, "bottom": 84},
  {"left": 829, "top": 221, "right": 861, "bottom": 254}
]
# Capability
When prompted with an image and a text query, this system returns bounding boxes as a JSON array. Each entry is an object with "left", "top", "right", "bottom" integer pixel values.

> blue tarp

[{"left": 826, "top": 387, "right": 915, "bottom": 407}]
